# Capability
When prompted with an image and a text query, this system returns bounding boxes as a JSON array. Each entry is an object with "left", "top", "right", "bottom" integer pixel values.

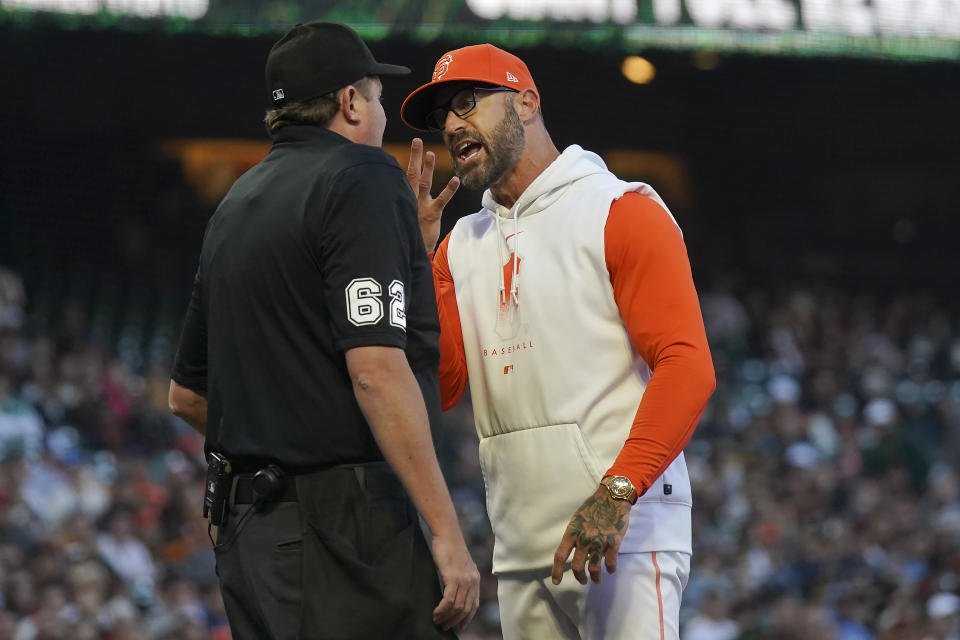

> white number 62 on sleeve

[{"left": 344, "top": 278, "right": 406, "bottom": 330}]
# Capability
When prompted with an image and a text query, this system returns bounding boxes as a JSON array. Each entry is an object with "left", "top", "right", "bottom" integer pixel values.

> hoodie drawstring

[
  {"left": 495, "top": 207, "right": 522, "bottom": 309},
  {"left": 495, "top": 214, "right": 507, "bottom": 305},
  {"left": 511, "top": 207, "right": 520, "bottom": 306}
]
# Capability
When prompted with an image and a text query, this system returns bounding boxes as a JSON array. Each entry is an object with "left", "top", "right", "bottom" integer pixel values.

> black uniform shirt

[{"left": 171, "top": 126, "right": 440, "bottom": 469}]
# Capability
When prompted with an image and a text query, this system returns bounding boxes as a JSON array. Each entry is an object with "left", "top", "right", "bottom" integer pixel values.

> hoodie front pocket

[{"left": 478, "top": 422, "right": 604, "bottom": 573}]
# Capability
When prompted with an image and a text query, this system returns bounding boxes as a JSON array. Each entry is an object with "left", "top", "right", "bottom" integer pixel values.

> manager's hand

[
  {"left": 552, "top": 486, "right": 633, "bottom": 585},
  {"left": 431, "top": 532, "right": 480, "bottom": 631},
  {"left": 407, "top": 137, "right": 460, "bottom": 254}
]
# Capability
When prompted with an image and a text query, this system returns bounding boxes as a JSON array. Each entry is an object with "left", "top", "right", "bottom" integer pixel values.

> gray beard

[{"left": 455, "top": 105, "right": 526, "bottom": 191}]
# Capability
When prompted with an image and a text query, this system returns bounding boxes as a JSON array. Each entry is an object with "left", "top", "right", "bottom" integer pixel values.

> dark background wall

[{"left": 1, "top": 25, "right": 958, "bottom": 299}]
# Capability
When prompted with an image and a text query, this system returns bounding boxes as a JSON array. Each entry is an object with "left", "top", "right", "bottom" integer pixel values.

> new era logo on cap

[
  {"left": 506, "top": 72, "right": 518, "bottom": 82},
  {"left": 272, "top": 88, "right": 285, "bottom": 101}
]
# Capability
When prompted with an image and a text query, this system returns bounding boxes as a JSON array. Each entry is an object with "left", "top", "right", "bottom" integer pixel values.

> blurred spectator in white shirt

[
  {"left": 924, "top": 593, "right": 960, "bottom": 640},
  {"left": 683, "top": 589, "right": 739, "bottom": 640},
  {"left": 97, "top": 505, "right": 157, "bottom": 606}
]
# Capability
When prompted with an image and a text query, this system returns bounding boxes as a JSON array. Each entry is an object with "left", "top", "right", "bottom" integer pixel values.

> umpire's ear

[{"left": 340, "top": 85, "right": 363, "bottom": 125}]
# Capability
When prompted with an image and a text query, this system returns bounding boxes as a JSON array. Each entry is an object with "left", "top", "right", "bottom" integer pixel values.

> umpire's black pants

[{"left": 214, "top": 462, "right": 457, "bottom": 640}]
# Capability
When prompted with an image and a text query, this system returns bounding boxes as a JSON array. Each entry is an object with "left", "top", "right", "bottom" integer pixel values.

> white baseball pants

[{"left": 497, "top": 551, "right": 690, "bottom": 640}]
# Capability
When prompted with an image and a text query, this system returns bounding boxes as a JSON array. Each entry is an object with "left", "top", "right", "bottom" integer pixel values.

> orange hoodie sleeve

[
  {"left": 433, "top": 233, "right": 469, "bottom": 410},
  {"left": 604, "top": 192, "right": 716, "bottom": 496}
]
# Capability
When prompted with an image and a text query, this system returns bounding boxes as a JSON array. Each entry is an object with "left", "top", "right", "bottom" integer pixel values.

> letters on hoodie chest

[{"left": 456, "top": 209, "right": 616, "bottom": 371}]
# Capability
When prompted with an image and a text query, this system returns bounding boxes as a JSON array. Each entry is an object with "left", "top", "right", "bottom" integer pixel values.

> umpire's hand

[
  {"left": 552, "top": 486, "right": 633, "bottom": 585},
  {"left": 431, "top": 532, "right": 481, "bottom": 631}
]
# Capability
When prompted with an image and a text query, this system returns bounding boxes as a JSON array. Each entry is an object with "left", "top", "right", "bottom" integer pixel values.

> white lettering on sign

[
  {"left": 660, "top": 0, "right": 799, "bottom": 30},
  {"left": 0, "top": 0, "right": 208, "bottom": 18},
  {"left": 800, "top": 0, "right": 873, "bottom": 36},
  {"left": 2, "top": 0, "right": 98, "bottom": 13},
  {"left": 468, "top": 0, "right": 960, "bottom": 39},
  {"left": 652, "top": 0, "right": 682, "bottom": 24},
  {"left": 466, "top": 0, "right": 636, "bottom": 24}
]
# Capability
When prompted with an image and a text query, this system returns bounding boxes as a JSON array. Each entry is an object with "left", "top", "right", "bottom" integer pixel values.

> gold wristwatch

[{"left": 601, "top": 475, "right": 638, "bottom": 504}]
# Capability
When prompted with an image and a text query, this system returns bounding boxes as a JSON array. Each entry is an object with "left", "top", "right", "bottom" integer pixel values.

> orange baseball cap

[{"left": 401, "top": 44, "right": 539, "bottom": 131}]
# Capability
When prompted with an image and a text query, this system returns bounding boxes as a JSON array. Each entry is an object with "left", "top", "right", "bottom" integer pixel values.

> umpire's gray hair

[{"left": 264, "top": 76, "right": 377, "bottom": 133}]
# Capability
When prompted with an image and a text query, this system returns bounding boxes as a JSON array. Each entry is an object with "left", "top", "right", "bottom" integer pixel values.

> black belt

[
  {"left": 231, "top": 460, "right": 395, "bottom": 505},
  {"left": 233, "top": 474, "right": 298, "bottom": 504}
]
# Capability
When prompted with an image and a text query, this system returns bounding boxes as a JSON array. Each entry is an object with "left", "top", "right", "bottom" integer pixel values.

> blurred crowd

[
  {"left": 680, "top": 282, "right": 960, "bottom": 640},
  {"left": 0, "top": 262, "right": 957, "bottom": 640},
  {"left": 0, "top": 267, "right": 225, "bottom": 640}
]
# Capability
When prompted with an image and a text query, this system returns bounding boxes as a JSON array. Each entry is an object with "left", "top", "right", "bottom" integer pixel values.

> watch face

[{"left": 610, "top": 477, "right": 630, "bottom": 496}]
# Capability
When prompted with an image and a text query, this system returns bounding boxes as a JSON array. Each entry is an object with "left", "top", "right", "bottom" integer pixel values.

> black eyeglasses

[{"left": 425, "top": 87, "right": 518, "bottom": 132}]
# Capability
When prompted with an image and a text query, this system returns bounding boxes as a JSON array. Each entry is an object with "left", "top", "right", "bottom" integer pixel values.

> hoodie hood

[
  {"left": 464, "top": 143, "right": 675, "bottom": 341},
  {"left": 483, "top": 145, "right": 613, "bottom": 340},
  {"left": 481, "top": 145, "right": 610, "bottom": 219}
]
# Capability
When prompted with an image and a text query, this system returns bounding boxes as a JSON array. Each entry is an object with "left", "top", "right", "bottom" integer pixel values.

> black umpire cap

[{"left": 265, "top": 22, "right": 410, "bottom": 106}]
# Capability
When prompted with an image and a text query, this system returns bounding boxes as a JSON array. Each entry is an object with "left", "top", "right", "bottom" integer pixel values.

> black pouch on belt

[{"left": 203, "top": 452, "right": 232, "bottom": 527}]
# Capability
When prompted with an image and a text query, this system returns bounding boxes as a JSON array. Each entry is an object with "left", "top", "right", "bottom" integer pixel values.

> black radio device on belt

[
  {"left": 203, "top": 452, "right": 232, "bottom": 527},
  {"left": 252, "top": 464, "right": 284, "bottom": 506}
]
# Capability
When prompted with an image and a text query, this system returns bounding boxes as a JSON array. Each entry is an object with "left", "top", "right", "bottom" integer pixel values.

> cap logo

[
  {"left": 433, "top": 54, "right": 453, "bottom": 81},
  {"left": 272, "top": 88, "right": 285, "bottom": 101},
  {"left": 506, "top": 72, "right": 519, "bottom": 83}
]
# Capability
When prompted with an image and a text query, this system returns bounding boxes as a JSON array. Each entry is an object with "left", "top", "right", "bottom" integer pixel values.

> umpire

[{"left": 168, "top": 22, "right": 479, "bottom": 639}]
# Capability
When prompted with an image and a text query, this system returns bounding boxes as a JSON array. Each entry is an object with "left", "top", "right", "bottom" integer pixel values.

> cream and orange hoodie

[{"left": 433, "top": 145, "right": 715, "bottom": 573}]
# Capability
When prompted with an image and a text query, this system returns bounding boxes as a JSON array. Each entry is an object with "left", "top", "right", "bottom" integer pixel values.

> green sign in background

[{"left": 2, "top": 0, "right": 958, "bottom": 62}]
